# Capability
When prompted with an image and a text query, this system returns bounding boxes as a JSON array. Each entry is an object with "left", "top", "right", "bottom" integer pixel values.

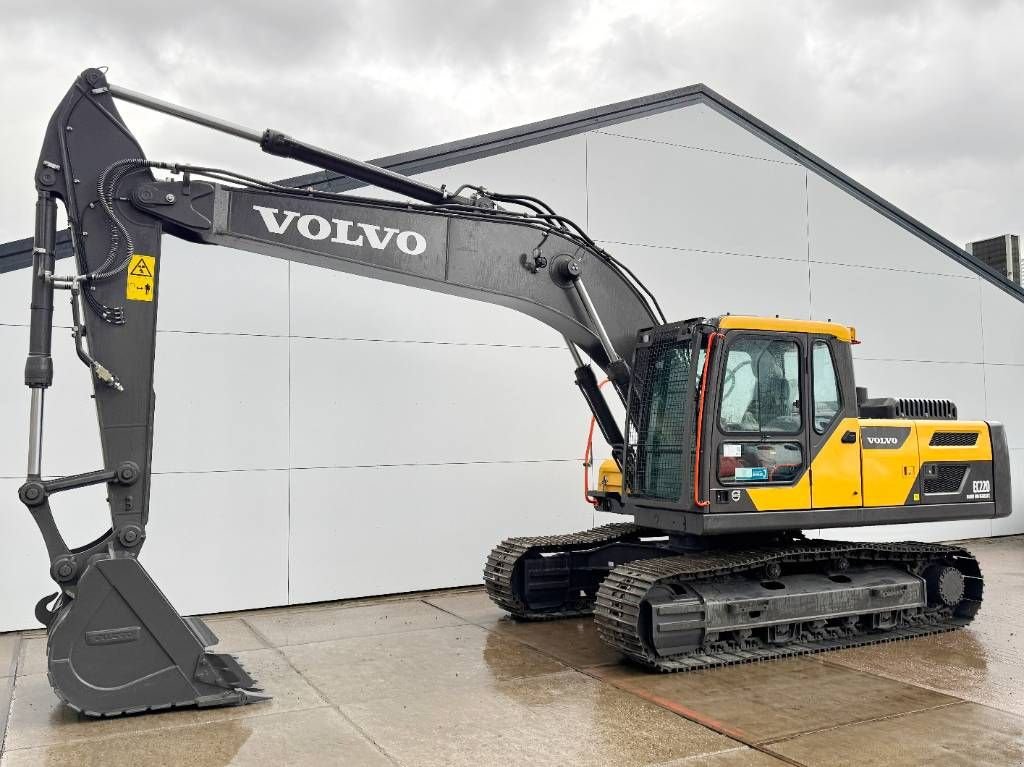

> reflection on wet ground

[{"left": 0, "top": 535, "right": 1021, "bottom": 765}]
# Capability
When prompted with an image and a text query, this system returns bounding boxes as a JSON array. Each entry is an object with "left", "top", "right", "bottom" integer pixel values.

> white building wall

[{"left": 0, "top": 102, "right": 1020, "bottom": 631}]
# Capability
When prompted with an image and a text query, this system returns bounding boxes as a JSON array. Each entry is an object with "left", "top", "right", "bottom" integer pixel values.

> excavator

[{"left": 16, "top": 68, "right": 1011, "bottom": 716}]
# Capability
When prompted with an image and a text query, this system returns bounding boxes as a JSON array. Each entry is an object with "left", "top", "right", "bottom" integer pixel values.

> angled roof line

[
  {"left": 280, "top": 83, "right": 1024, "bottom": 304},
  {"left": 694, "top": 85, "right": 1024, "bottom": 304},
  {"left": 3, "top": 84, "right": 1021, "bottom": 305},
  {"left": 0, "top": 231, "right": 73, "bottom": 274},
  {"left": 276, "top": 85, "right": 707, "bottom": 190}
]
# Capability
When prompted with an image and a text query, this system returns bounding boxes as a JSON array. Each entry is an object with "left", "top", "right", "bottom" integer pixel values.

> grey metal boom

[{"left": 155, "top": 183, "right": 652, "bottom": 369}]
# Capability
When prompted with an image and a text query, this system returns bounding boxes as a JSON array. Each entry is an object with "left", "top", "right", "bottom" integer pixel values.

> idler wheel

[{"left": 925, "top": 565, "right": 965, "bottom": 607}]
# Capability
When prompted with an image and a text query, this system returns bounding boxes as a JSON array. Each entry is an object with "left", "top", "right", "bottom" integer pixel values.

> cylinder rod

[
  {"left": 27, "top": 389, "right": 44, "bottom": 478},
  {"left": 106, "top": 82, "right": 457, "bottom": 205},
  {"left": 573, "top": 278, "right": 621, "bottom": 364},
  {"left": 564, "top": 336, "right": 584, "bottom": 368},
  {"left": 107, "top": 83, "right": 264, "bottom": 142}
]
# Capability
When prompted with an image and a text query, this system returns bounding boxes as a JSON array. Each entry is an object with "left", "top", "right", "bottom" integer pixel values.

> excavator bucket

[{"left": 42, "top": 557, "right": 267, "bottom": 717}]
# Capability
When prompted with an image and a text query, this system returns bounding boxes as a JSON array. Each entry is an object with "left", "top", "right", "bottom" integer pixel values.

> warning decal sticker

[{"left": 126, "top": 254, "right": 156, "bottom": 302}]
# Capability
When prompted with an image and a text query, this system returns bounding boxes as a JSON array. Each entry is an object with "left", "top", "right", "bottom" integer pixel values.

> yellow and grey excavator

[{"left": 17, "top": 69, "right": 1011, "bottom": 716}]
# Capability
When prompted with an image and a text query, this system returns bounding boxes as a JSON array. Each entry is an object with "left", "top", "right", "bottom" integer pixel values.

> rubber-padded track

[
  {"left": 484, "top": 523, "right": 641, "bottom": 619},
  {"left": 594, "top": 540, "right": 982, "bottom": 672}
]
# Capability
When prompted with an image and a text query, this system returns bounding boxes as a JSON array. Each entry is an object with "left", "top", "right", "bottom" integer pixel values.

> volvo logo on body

[
  {"left": 252, "top": 205, "right": 428, "bottom": 256},
  {"left": 865, "top": 436, "right": 899, "bottom": 446},
  {"left": 860, "top": 426, "right": 911, "bottom": 450}
]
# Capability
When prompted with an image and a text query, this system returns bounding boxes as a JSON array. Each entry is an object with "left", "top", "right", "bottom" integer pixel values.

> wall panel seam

[
  {"left": 289, "top": 458, "right": 581, "bottom": 471},
  {"left": 0, "top": 322, "right": 566, "bottom": 350},
  {"left": 596, "top": 241, "right": 808, "bottom": 263},
  {"left": 594, "top": 130, "right": 801, "bottom": 167},
  {"left": 978, "top": 280, "right": 990, "bottom": 420},
  {"left": 855, "top": 357, "right": 1024, "bottom": 367},
  {"left": 809, "top": 260, "right": 977, "bottom": 280},
  {"left": 287, "top": 258, "right": 293, "bottom": 604},
  {"left": 0, "top": 458, "right": 583, "bottom": 481},
  {"left": 805, "top": 170, "right": 812, "bottom": 320},
  {"left": 289, "top": 336, "right": 564, "bottom": 349}
]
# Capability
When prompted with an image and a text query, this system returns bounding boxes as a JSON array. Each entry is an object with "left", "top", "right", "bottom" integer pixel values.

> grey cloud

[{"left": 0, "top": 1, "right": 1020, "bottom": 248}]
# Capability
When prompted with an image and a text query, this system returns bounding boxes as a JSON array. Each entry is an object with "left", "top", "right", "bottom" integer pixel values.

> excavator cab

[{"left": 616, "top": 316, "right": 1009, "bottom": 536}]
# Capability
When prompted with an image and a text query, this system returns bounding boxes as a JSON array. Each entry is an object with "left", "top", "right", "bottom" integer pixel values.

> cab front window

[{"left": 719, "top": 336, "right": 801, "bottom": 434}]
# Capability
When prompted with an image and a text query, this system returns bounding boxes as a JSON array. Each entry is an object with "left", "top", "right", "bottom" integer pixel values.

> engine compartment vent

[
  {"left": 896, "top": 398, "right": 958, "bottom": 420},
  {"left": 858, "top": 394, "right": 958, "bottom": 421},
  {"left": 929, "top": 431, "right": 979, "bottom": 447},
  {"left": 922, "top": 464, "right": 968, "bottom": 494}
]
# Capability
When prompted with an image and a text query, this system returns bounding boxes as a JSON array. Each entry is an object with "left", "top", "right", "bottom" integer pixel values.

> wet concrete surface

[
  {"left": 0, "top": 708, "right": 393, "bottom": 767},
  {"left": 427, "top": 590, "right": 626, "bottom": 667},
  {"left": 655, "top": 749, "right": 790, "bottom": 766},
  {"left": 0, "top": 534, "right": 1021, "bottom": 766},
  {"left": 282, "top": 624, "right": 567, "bottom": 704},
  {"left": 590, "top": 656, "right": 958, "bottom": 744},
  {"left": 769, "top": 701, "right": 1024, "bottom": 766},
  {"left": 0, "top": 636, "right": 16, "bottom": 680},
  {"left": 244, "top": 598, "right": 464, "bottom": 647}
]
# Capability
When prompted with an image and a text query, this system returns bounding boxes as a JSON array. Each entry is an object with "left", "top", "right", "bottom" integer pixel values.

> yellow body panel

[
  {"left": 916, "top": 421, "right": 991, "bottom": 463},
  {"left": 742, "top": 418, "right": 994, "bottom": 512},
  {"left": 747, "top": 472, "right": 811, "bottom": 511},
  {"left": 718, "top": 315, "right": 855, "bottom": 343},
  {"left": 597, "top": 459, "right": 622, "bottom": 493},
  {"left": 860, "top": 419, "right": 919, "bottom": 507},
  {"left": 810, "top": 417, "right": 863, "bottom": 508}
]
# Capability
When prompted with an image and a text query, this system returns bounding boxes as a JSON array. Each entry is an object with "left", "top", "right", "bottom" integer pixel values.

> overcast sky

[{"left": 1, "top": 0, "right": 1021, "bottom": 250}]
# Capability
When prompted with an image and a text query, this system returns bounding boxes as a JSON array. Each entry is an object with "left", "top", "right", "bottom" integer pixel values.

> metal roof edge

[
  {"left": 277, "top": 84, "right": 707, "bottom": 191},
  {"left": 0, "top": 231, "right": 73, "bottom": 275},
  {"left": 3, "top": 84, "right": 1021, "bottom": 305},
  {"left": 280, "top": 82, "right": 1023, "bottom": 304}
]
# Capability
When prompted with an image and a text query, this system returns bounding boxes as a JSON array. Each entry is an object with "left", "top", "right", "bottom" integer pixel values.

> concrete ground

[{"left": 0, "top": 536, "right": 1021, "bottom": 766}]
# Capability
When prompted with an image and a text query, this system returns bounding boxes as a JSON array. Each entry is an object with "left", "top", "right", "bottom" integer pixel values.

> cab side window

[{"left": 812, "top": 340, "right": 841, "bottom": 434}]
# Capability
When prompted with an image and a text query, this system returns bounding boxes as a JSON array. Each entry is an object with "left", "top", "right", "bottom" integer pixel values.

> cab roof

[{"left": 716, "top": 315, "right": 857, "bottom": 343}]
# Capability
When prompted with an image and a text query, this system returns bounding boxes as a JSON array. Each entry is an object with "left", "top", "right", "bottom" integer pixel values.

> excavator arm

[{"left": 20, "top": 68, "right": 658, "bottom": 715}]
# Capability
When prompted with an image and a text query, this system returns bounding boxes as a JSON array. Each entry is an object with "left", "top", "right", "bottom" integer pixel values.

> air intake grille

[
  {"left": 923, "top": 464, "right": 968, "bottom": 494},
  {"left": 929, "top": 431, "right": 979, "bottom": 447},
  {"left": 894, "top": 398, "right": 957, "bottom": 420}
]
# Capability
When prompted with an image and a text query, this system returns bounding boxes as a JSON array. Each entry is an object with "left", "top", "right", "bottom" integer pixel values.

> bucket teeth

[
  {"left": 236, "top": 688, "right": 272, "bottom": 704},
  {"left": 195, "top": 652, "right": 258, "bottom": 690}
]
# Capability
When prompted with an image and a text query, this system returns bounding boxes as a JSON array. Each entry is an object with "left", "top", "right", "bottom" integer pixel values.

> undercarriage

[{"left": 484, "top": 523, "right": 982, "bottom": 671}]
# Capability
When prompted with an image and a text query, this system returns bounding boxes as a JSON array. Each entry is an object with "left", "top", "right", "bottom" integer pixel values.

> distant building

[{"left": 966, "top": 234, "right": 1021, "bottom": 286}]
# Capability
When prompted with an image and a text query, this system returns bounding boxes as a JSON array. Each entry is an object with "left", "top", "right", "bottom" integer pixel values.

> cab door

[
  {"left": 711, "top": 331, "right": 811, "bottom": 512},
  {"left": 808, "top": 336, "right": 862, "bottom": 509}
]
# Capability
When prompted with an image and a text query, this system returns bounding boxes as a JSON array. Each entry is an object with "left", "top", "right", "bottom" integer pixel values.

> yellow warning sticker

[{"left": 126, "top": 254, "right": 156, "bottom": 302}]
